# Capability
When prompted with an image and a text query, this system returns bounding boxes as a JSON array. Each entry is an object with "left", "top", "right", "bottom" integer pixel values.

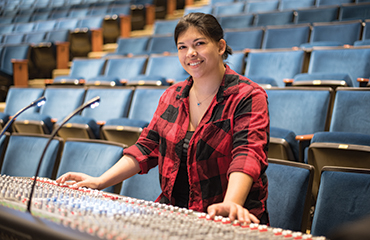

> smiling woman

[{"left": 57, "top": 12, "right": 270, "bottom": 225}]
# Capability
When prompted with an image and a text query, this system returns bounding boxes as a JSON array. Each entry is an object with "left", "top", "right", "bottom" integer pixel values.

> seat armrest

[
  {"left": 296, "top": 134, "right": 314, "bottom": 163},
  {"left": 295, "top": 134, "right": 314, "bottom": 141},
  {"left": 357, "top": 78, "right": 369, "bottom": 87},
  {"left": 283, "top": 78, "right": 294, "bottom": 87}
]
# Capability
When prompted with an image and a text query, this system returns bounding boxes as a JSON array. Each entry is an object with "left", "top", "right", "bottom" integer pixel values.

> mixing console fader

[{"left": 0, "top": 175, "right": 326, "bottom": 240}]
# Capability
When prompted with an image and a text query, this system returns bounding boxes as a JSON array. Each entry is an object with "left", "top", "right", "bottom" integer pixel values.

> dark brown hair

[{"left": 174, "top": 12, "right": 233, "bottom": 60}]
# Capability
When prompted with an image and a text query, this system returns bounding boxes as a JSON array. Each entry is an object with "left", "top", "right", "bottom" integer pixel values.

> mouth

[{"left": 188, "top": 60, "right": 203, "bottom": 67}]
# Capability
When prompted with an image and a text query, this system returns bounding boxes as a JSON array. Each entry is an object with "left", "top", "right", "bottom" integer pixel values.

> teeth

[{"left": 189, "top": 62, "right": 200, "bottom": 66}]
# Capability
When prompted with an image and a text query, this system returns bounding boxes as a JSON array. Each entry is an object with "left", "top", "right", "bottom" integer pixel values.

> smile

[{"left": 188, "top": 61, "right": 203, "bottom": 66}]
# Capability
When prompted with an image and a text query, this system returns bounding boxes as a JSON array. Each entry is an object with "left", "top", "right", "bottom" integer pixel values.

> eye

[
  {"left": 195, "top": 41, "right": 205, "bottom": 46},
  {"left": 178, "top": 45, "right": 186, "bottom": 50}
]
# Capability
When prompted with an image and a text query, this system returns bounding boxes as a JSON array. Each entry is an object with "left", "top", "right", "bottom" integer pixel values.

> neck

[{"left": 192, "top": 63, "right": 226, "bottom": 95}]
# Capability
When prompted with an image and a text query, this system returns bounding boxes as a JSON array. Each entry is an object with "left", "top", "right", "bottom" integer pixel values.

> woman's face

[{"left": 177, "top": 26, "right": 226, "bottom": 80}]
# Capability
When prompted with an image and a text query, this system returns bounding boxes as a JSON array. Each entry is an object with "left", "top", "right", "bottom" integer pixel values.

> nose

[{"left": 187, "top": 47, "right": 197, "bottom": 58}]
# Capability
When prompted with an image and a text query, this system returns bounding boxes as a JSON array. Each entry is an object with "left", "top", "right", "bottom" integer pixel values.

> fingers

[{"left": 207, "top": 202, "right": 260, "bottom": 224}]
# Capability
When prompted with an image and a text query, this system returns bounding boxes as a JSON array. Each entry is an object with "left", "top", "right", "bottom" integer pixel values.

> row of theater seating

[
  {"left": 184, "top": 1, "right": 370, "bottom": 24},
  {"left": 0, "top": 86, "right": 167, "bottom": 145},
  {"left": 111, "top": 19, "right": 370, "bottom": 55},
  {"left": 48, "top": 45, "right": 370, "bottom": 89},
  {"left": 1, "top": 85, "right": 370, "bottom": 237}
]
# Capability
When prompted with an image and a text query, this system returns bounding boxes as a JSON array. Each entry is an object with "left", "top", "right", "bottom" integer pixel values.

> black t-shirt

[{"left": 172, "top": 131, "right": 194, "bottom": 208}]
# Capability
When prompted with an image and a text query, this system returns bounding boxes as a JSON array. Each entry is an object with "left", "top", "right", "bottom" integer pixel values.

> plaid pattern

[{"left": 124, "top": 65, "right": 269, "bottom": 218}]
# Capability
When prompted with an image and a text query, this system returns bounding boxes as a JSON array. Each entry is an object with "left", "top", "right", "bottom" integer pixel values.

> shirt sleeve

[
  {"left": 123, "top": 89, "right": 171, "bottom": 174},
  {"left": 228, "top": 86, "right": 269, "bottom": 182}
]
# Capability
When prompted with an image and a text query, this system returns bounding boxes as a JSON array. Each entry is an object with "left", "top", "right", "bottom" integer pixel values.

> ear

[{"left": 218, "top": 39, "right": 227, "bottom": 56}]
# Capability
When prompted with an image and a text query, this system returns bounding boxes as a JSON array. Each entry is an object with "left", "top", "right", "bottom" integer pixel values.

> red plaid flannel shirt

[{"left": 124, "top": 65, "right": 269, "bottom": 219}]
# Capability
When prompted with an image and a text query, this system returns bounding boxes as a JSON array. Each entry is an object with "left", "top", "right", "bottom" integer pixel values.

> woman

[{"left": 57, "top": 12, "right": 270, "bottom": 224}]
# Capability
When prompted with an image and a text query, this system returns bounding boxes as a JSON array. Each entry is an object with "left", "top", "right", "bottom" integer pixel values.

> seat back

[
  {"left": 3, "top": 87, "right": 45, "bottom": 116},
  {"left": 0, "top": 133, "right": 63, "bottom": 179},
  {"left": 262, "top": 24, "right": 310, "bottom": 49},
  {"left": 103, "top": 56, "right": 147, "bottom": 80},
  {"left": 225, "top": 51, "right": 245, "bottom": 74},
  {"left": 0, "top": 44, "right": 30, "bottom": 76},
  {"left": 115, "top": 36, "right": 151, "bottom": 56},
  {"left": 153, "top": 19, "right": 179, "bottom": 35},
  {"left": 254, "top": 10, "right": 294, "bottom": 26},
  {"left": 311, "top": 166, "right": 370, "bottom": 237},
  {"left": 363, "top": 19, "right": 370, "bottom": 40},
  {"left": 339, "top": 2, "right": 370, "bottom": 21},
  {"left": 81, "top": 87, "right": 134, "bottom": 121},
  {"left": 245, "top": 0, "right": 279, "bottom": 13},
  {"left": 245, "top": 50, "right": 305, "bottom": 87},
  {"left": 120, "top": 165, "right": 161, "bottom": 201},
  {"left": 310, "top": 20, "right": 362, "bottom": 46},
  {"left": 147, "top": 35, "right": 177, "bottom": 54},
  {"left": 3, "top": 33, "right": 25, "bottom": 45},
  {"left": 293, "top": 6, "right": 339, "bottom": 24},
  {"left": 13, "top": 22, "right": 35, "bottom": 33},
  {"left": 224, "top": 27, "right": 264, "bottom": 50},
  {"left": 56, "top": 139, "right": 125, "bottom": 193},
  {"left": 218, "top": 13, "right": 255, "bottom": 30},
  {"left": 279, "top": 0, "right": 315, "bottom": 10},
  {"left": 24, "top": 32, "right": 47, "bottom": 44},
  {"left": 145, "top": 54, "right": 188, "bottom": 80},
  {"left": 68, "top": 58, "right": 106, "bottom": 80},
  {"left": 213, "top": 2, "right": 245, "bottom": 16},
  {"left": 266, "top": 87, "right": 333, "bottom": 136},
  {"left": 34, "top": 20, "right": 57, "bottom": 31},
  {"left": 266, "top": 159, "right": 314, "bottom": 232},
  {"left": 128, "top": 87, "right": 167, "bottom": 122},
  {"left": 329, "top": 88, "right": 370, "bottom": 134},
  {"left": 307, "top": 48, "right": 370, "bottom": 87},
  {"left": 316, "top": 0, "right": 352, "bottom": 6},
  {"left": 39, "top": 87, "right": 86, "bottom": 122}
]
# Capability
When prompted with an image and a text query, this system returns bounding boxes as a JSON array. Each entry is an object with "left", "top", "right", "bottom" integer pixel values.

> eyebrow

[{"left": 177, "top": 37, "right": 207, "bottom": 45}]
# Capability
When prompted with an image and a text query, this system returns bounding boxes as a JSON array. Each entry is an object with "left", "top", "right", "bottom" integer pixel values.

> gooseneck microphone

[
  {"left": 0, "top": 96, "right": 46, "bottom": 139},
  {"left": 27, "top": 96, "right": 100, "bottom": 213}
]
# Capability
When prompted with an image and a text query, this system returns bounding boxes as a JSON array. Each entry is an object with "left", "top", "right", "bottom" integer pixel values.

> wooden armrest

[
  {"left": 166, "top": 79, "right": 175, "bottom": 85},
  {"left": 51, "top": 118, "right": 57, "bottom": 123},
  {"left": 283, "top": 78, "right": 294, "bottom": 87},
  {"left": 120, "top": 79, "right": 128, "bottom": 85},
  {"left": 357, "top": 78, "right": 369, "bottom": 87},
  {"left": 45, "top": 79, "right": 54, "bottom": 85},
  {"left": 119, "top": 15, "right": 131, "bottom": 38},
  {"left": 295, "top": 134, "right": 314, "bottom": 141},
  {"left": 97, "top": 121, "right": 106, "bottom": 126},
  {"left": 243, "top": 48, "right": 251, "bottom": 54}
]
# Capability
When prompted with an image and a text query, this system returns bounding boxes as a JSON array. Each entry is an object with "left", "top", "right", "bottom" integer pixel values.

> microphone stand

[
  {"left": 27, "top": 96, "right": 100, "bottom": 213},
  {"left": 0, "top": 96, "right": 46, "bottom": 139}
]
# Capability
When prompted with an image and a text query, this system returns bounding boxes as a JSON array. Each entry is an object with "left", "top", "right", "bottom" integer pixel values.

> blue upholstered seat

[
  {"left": 354, "top": 39, "right": 370, "bottom": 46},
  {"left": 293, "top": 47, "right": 370, "bottom": 87},
  {"left": 226, "top": 51, "right": 246, "bottom": 75},
  {"left": 57, "top": 87, "right": 134, "bottom": 139},
  {"left": 253, "top": 10, "right": 294, "bottom": 26},
  {"left": 316, "top": 0, "right": 352, "bottom": 6},
  {"left": 34, "top": 20, "right": 57, "bottom": 31},
  {"left": 153, "top": 19, "right": 179, "bottom": 35},
  {"left": 213, "top": 2, "right": 245, "bottom": 16},
  {"left": 0, "top": 87, "right": 44, "bottom": 127},
  {"left": 245, "top": 0, "right": 279, "bottom": 13},
  {"left": 307, "top": 87, "right": 370, "bottom": 199},
  {"left": 266, "top": 158, "right": 314, "bottom": 232},
  {"left": 224, "top": 27, "right": 264, "bottom": 51},
  {"left": 279, "top": 0, "right": 315, "bottom": 10},
  {"left": 87, "top": 56, "right": 147, "bottom": 86},
  {"left": 218, "top": 13, "right": 255, "bottom": 30},
  {"left": 262, "top": 24, "right": 310, "bottom": 49},
  {"left": 107, "top": 36, "right": 151, "bottom": 57},
  {"left": 120, "top": 166, "right": 161, "bottom": 201},
  {"left": 183, "top": 5, "right": 213, "bottom": 15},
  {"left": 300, "top": 20, "right": 362, "bottom": 48},
  {"left": 2, "top": 33, "right": 25, "bottom": 44},
  {"left": 56, "top": 139, "right": 126, "bottom": 193},
  {"left": 102, "top": 87, "right": 167, "bottom": 146},
  {"left": 244, "top": 49, "right": 305, "bottom": 87},
  {"left": 266, "top": 87, "right": 333, "bottom": 161},
  {"left": 293, "top": 6, "right": 339, "bottom": 24},
  {"left": 311, "top": 167, "right": 370, "bottom": 237},
  {"left": 0, "top": 133, "right": 63, "bottom": 179},
  {"left": 339, "top": 2, "right": 370, "bottom": 21},
  {"left": 146, "top": 35, "right": 178, "bottom": 55},
  {"left": 53, "top": 58, "right": 106, "bottom": 85},
  {"left": 14, "top": 87, "right": 86, "bottom": 134}
]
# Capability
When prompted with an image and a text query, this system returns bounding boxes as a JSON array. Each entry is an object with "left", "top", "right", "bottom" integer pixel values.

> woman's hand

[
  {"left": 56, "top": 172, "right": 101, "bottom": 190},
  {"left": 207, "top": 201, "right": 260, "bottom": 224}
]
